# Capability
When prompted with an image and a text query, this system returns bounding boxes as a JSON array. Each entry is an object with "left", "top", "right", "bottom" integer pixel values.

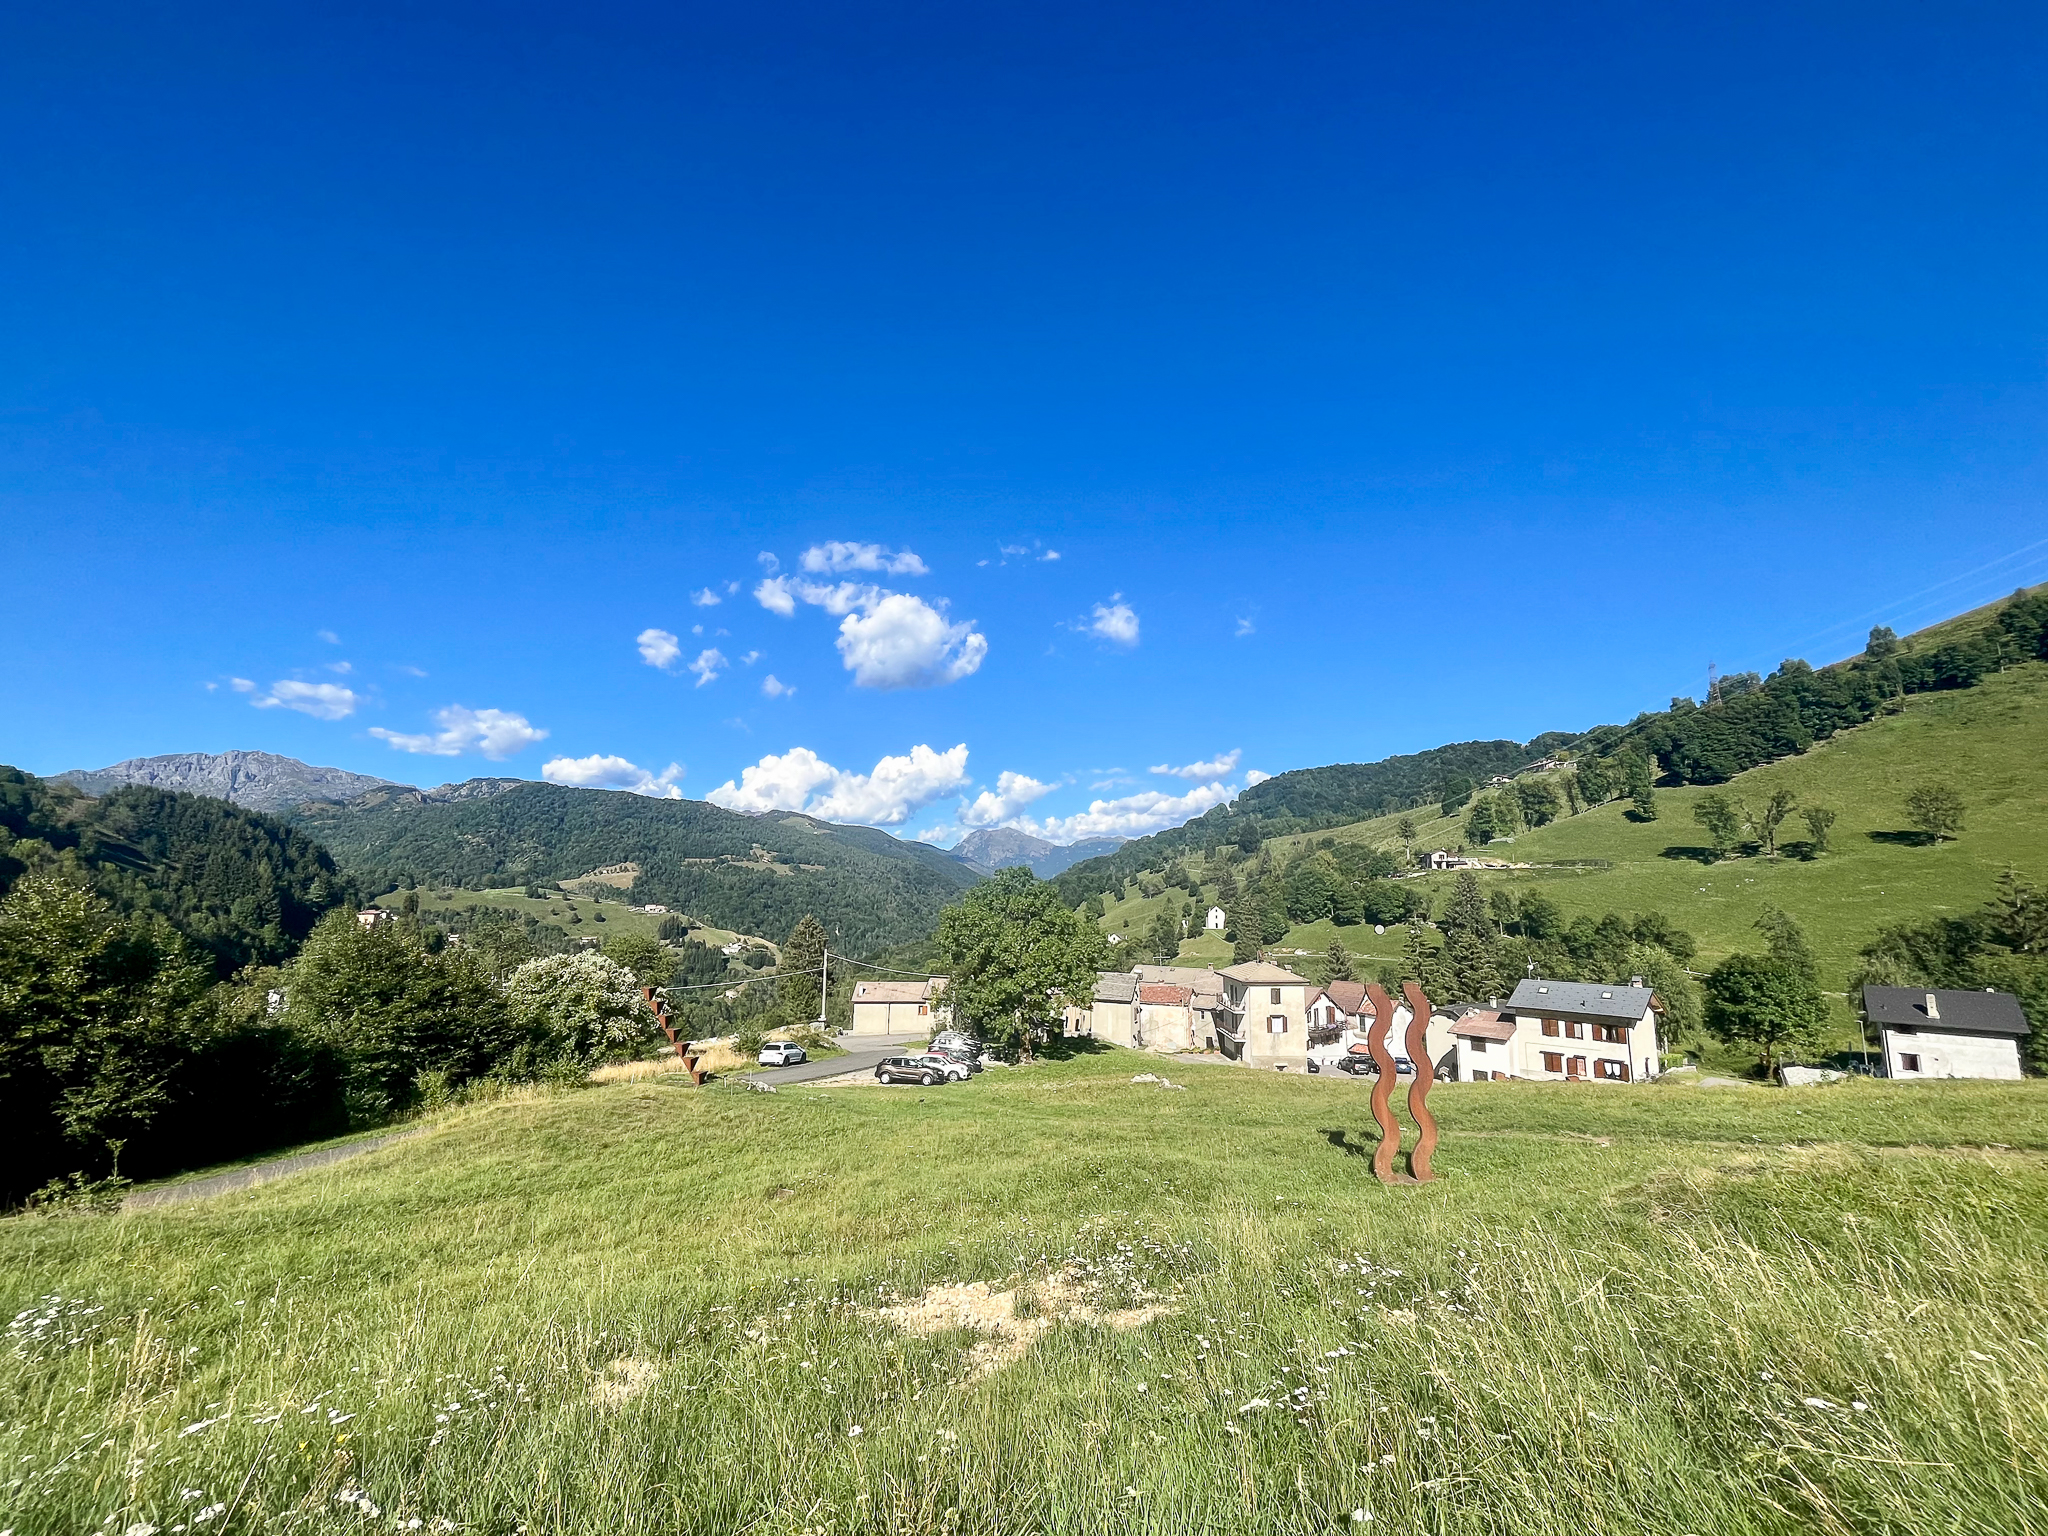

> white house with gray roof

[
  {"left": 1862, "top": 986, "right": 2029, "bottom": 1080},
  {"left": 1441, "top": 978, "right": 1662, "bottom": 1083}
]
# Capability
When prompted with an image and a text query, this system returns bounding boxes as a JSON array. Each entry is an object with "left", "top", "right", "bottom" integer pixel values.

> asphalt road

[{"left": 749, "top": 1034, "right": 934, "bottom": 1086}]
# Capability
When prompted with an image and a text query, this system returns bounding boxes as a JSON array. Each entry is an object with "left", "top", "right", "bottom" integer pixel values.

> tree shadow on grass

[
  {"left": 1867, "top": 829, "right": 1937, "bottom": 847},
  {"left": 1659, "top": 845, "right": 1723, "bottom": 865},
  {"left": 1034, "top": 1035, "right": 1116, "bottom": 1062}
]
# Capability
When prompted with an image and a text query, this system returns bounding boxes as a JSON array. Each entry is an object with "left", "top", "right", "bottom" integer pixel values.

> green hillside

[
  {"left": 293, "top": 782, "right": 979, "bottom": 954},
  {"left": 0, "top": 768, "right": 357, "bottom": 975},
  {"left": 6, "top": 1054, "right": 2043, "bottom": 1534}
]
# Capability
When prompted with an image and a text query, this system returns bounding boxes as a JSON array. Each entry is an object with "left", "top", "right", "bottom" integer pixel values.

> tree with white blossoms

[{"left": 505, "top": 950, "right": 654, "bottom": 1066}]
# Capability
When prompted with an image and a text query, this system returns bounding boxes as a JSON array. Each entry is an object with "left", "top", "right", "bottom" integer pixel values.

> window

[
  {"left": 1470, "top": 1038, "right": 1488, "bottom": 1053},
  {"left": 1592, "top": 1023, "right": 1625, "bottom": 1043},
  {"left": 1567, "top": 1055, "right": 1587, "bottom": 1078},
  {"left": 1596, "top": 1059, "right": 1629, "bottom": 1081},
  {"left": 1268, "top": 1015, "right": 1288, "bottom": 1034},
  {"left": 1541, "top": 1019, "right": 1560, "bottom": 1037},
  {"left": 1270, "top": 988, "right": 1282, "bottom": 1004},
  {"left": 1899, "top": 1053, "right": 1921, "bottom": 1073},
  {"left": 1542, "top": 1051, "right": 1564, "bottom": 1074},
  {"left": 919, "top": 1005, "right": 927, "bottom": 1016},
  {"left": 1564, "top": 1021, "right": 1584, "bottom": 1039}
]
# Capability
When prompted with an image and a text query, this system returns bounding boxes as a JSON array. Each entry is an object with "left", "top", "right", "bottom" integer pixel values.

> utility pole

[{"left": 817, "top": 947, "right": 830, "bottom": 1029}]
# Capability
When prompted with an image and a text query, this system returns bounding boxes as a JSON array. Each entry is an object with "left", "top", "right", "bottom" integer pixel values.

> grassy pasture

[
  {"left": 394, "top": 884, "right": 758, "bottom": 955},
  {"left": 5, "top": 1050, "right": 2045, "bottom": 1535}
]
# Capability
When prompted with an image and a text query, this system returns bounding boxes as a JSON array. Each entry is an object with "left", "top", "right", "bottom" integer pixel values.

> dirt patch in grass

[
  {"left": 592, "top": 1355, "right": 660, "bottom": 1408},
  {"left": 876, "top": 1270, "right": 1177, "bottom": 1378}
]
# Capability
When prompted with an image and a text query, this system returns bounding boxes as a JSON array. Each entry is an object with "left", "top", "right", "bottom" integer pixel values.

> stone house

[
  {"left": 1862, "top": 986, "right": 2029, "bottom": 1080},
  {"left": 849, "top": 977, "right": 949, "bottom": 1037}
]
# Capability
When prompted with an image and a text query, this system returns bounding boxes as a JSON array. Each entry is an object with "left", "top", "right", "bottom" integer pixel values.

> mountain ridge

[
  {"left": 953, "top": 827, "right": 1124, "bottom": 878},
  {"left": 56, "top": 750, "right": 405, "bottom": 814}
]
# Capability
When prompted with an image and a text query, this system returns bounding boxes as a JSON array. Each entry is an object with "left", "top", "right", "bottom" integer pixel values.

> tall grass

[{"left": 3, "top": 1051, "right": 2044, "bottom": 1533}]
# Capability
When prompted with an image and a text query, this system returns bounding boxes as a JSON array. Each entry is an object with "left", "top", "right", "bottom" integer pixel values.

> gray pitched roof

[
  {"left": 1862, "top": 986, "right": 2029, "bottom": 1036},
  {"left": 1506, "top": 978, "right": 1656, "bottom": 1023},
  {"left": 1093, "top": 971, "right": 1138, "bottom": 1003},
  {"left": 1219, "top": 961, "right": 1314, "bottom": 986}
]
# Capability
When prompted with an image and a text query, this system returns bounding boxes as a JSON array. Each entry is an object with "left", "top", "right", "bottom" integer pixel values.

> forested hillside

[
  {"left": 0, "top": 768, "right": 356, "bottom": 975},
  {"left": 293, "top": 781, "right": 979, "bottom": 953}
]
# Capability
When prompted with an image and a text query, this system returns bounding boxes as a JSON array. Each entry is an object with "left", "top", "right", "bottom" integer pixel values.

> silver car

[{"left": 758, "top": 1041, "right": 808, "bottom": 1067}]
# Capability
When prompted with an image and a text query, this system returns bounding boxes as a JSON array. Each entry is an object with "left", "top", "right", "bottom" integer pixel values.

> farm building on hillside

[
  {"left": 1204, "top": 905, "right": 1227, "bottom": 930},
  {"left": 1862, "top": 986, "right": 2029, "bottom": 1080},
  {"left": 848, "top": 977, "right": 948, "bottom": 1037}
]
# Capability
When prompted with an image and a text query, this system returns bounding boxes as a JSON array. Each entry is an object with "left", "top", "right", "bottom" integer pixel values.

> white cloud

[
  {"left": 688, "top": 648, "right": 727, "bottom": 687},
  {"left": 836, "top": 594, "right": 987, "bottom": 689},
  {"left": 326, "top": 660, "right": 353, "bottom": 674},
  {"left": 958, "top": 770, "right": 1057, "bottom": 828},
  {"left": 1245, "top": 768, "right": 1272, "bottom": 786},
  {"left": 758, "top": 550, "right": 781, "bottom": 572},
  {"left": 707, "top": 742, "right": 970, "bottom": 826},
  {"left": 395, "top": 664, "right": 428, "bottom": 678},
  {"left": 317, "top": 629, "right": 340, "bottom": 644},
  {"left": 1027, "top": 780, "right": 1237, "bottom": 842},
  {"left": 758, "top": 576, "right": 987, "bottom": 689},
  {"left": 761, "top": 674, "right": 795, "bottom": 698},
  {"left": 229, "top": 677, "right": 256, "bottom": 693},
  {"left": 690, "top": 588, "right": 722, "bottom": 607},
  {"left": 637, "top": 628, "right": 682, "bottom": 669},
  {"left": 541, "top": 754, "right": 684, "bottom": 798},
  {"left": 800, "top": 541, "right": 928, "bottom": 576},
  {"left": 250, "top": 680, "right": 359, "bottom": 720},
  {"left": 740, "top": 650, "right": 761, "bottom": 665},
  {"left": 1042, "top": 549, "right": 1061, "bottom": 561},
  {"left": 1235, "top": 616, "right": 1256, "bottom": 638},
  {"left": 368, "top": 705, "right": 549, "bottom": 759},
  {"left": 1087, "top": 596, "right": 1140, "bottom": 647},
  {"left": 1151, "top": 749, "right": 1241, "bottom": 780},
  {"left": 754, "top": 576, "right": 797, "bottom": 616}
]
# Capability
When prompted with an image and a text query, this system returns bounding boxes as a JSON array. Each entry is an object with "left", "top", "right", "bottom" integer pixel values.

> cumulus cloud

[
  {"left": 1245, "top": 768, "right": 1272, "bottom": 786},
  {"left": 957, "top": 770, "right": 1057, "bottom": 828},
  {"left": 1087, "top": 596, "right": 1140, "bottom": 647},
  {"left": 756, "top": 576, "right": 986, "bottom": 689},
  {"left": 541, "top": 754, "right": 684, "bottom": 798},
  {"left": 707, "top": 742, "right": 970, "bottom": 826},
  {"left": 1151, "top": 749, "right": 1241, "bottom": 780},
  {"left": 800, "top": 541, "right": 928, "bottom": 576},
  {"left": 1235, "top": 616, "right": 1256, "bottom": 638},
  {"left": 369, "top": 705, "right": 549, "bottom": 759},
  {"left": 230, "top": 677, "right": 256, "bottom": 693},
  {"left": 249, "top": 680, "right": 359, "bottom": 720},
  {"left": 739, "top": 650, "right": 761, "bottom": 665},
  {"left": 326, "top": 661, "right": 353, "bottom": 675},
  {"left": 837, "top": 594, "right": 986, "bottom": 688},
  {"left": 690, "top": 588, "right": 722, "bottom": 607},
  {"left": 687, "top": 648, "right": 727, "bottom": 687},
  {"left": 1027, "top": 780, "right": 1237, "bottom": 843},
  {"left": 761, "top": 674, "right": 794, "bottom": 698},
  {"left": 637, "top": 628, "right": 682, "bottom": 669}
]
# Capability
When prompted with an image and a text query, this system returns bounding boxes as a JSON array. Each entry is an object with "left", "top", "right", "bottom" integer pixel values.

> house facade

[
  {"left": 1216, "top": 961, "right": 1315, "bottom": 1069},
  {"left": 1446, "top": 978, "right": 1664, "bottom": 1082},
  {"left": 1862, "top": 986, "right": 2029, "bottom": 1080},
  {"left": 848, "top": 977, "right": 948, "bottom": 1037},
  {"left": 1079, "top": 971, "right": 1138, "bottom": 1044},
  {"left": 1204, "top": 906, "right": 1227, "bottom": 930}
]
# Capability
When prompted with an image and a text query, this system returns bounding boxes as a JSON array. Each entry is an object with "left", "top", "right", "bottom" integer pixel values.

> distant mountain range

[
  {"left": 952, "top": 826, "right": 1124, "bottom": 878},
  {"left": 55, "top": 750, "right": 404, "bottom": 814}
]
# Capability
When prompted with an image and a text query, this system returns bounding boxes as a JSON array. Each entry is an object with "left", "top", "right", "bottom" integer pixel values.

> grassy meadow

[
  {"left": 394, "top": 883, "right": 760, "bottom": 956},
  {"left": 5, "top": 1048, "right": 2046, "bottom": 1535}
]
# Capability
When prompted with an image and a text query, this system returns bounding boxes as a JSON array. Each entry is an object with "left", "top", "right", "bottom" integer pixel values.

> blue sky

[{"left": 4, "top": 1, "right": 2044, "bottom": 846}]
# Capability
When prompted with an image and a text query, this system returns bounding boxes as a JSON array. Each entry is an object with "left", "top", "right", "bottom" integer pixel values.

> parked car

[
  {"left": 874, "top": 1053, "right": 968, "bottom": 1086},
  {"left": 758, "top": 1041, "right": 807, "bottom": 1067},
  {"left": 1335, "top": 1053, "right": 1417, "bottom": 1077},
  {"left": 927, "top": 1042, "right": 983, "bottom": 1074}
]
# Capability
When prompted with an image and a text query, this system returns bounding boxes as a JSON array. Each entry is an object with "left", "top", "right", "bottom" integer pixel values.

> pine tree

[
  {"left": 1320, "top": 940, "right": 1356, "bottom": 985},
  {"left": 1624, "top": 753, "right": 1658, "bottom": 821},
  {"left": 779, "top": 914, "right": 827, "bottom": 1023},
  {"left": 1441, "top": 871, "right": 1493, "bottom": 939},
  {"left": 1988, "top": 866, "right": 2048, "bottom": 955},
  {"left": 1228, "top": 896, "right": 1261, "bottom": 963}
]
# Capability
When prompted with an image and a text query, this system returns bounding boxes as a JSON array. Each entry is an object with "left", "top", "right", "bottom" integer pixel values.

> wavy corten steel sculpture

[
  {"left": 1362, "top": 983, "right": 1413, "bottom": 1185},
  {"left": 642, "top": 986, "right": 707, "bottom": 1085},
  {"left": 1401, "top": 981, "right": 1439, "bottom": 1183}
]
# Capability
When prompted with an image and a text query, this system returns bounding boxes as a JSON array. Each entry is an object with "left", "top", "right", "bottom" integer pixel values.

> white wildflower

[
  {"left": 1240, "top": 1397, "right": 1271, "bottom": 1412},
  {"left": 1351, "top": 1512, "right": 1372, "bottom": 1524},
  {"left": 847, "top": 1425, "right": 862, "bottom": 1437},
  {"left": 1802, "top": 1397, "right": 1835, "bottom": 1410},
  {"left": 193, "top": 1507, "right": 225, "bottom": 1526}
]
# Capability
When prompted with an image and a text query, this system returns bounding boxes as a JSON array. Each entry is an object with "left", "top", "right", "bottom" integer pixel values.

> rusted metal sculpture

[
  {"left": 1401, "top": 982, "right": 1439, "bottom": 1183},
  {"left": 1360, "top": 981, "right": 1439, "bottom": 1185},
  {"left": 1363, "top": 983, "right": 1412, "bottom": 1185},
  {"left": 642, "top": 986, "right": 707, "bottom": 1085}
]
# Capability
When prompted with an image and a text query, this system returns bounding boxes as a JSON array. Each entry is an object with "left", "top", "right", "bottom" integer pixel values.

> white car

[{"left": 758, "top": 1041, "right": 808, "bottom": 1067}]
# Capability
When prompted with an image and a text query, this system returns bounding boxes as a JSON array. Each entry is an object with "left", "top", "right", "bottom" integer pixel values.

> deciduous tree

[
  {"left": 1905, "top": 781, "right": 1965, "bottom": 842},
  {"left": 937, "top": 868, "right": 1107, "bottom": 1058},
  {"left": 1704, "top": 952, "right": 1829, "bottom": 1076},
  {"left": 1800, "top": 805, "right": 1837, "bottom": 854},
  {"left": 1693, "top": 793, "right": 1745, "bottom": 858},
  {"left": 1754, "top": 788, "right": 1798, "bottom": 859}
]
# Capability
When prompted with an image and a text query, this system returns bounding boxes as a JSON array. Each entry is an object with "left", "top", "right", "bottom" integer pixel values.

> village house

[
  {"left": 1444, "top": 978, "right": 1663, "bottom": 1083},
  {"left": 356, "top": 907, "right": 396, "bottom": 929},
  {"left": 1862, "top": 986, "right": 2029, "bottom": 1080},
  {"left": 1215, "top": 961, "right": 1316, "bottom": 1069},
  {"left": 1204, "top": 905, "right": 1227, "bottom": 930},
  {"left": 848, "top": 977, "right": 948, "bottom": 1037},
  {"left": 1132, "top": 964, "right": 1228, "bottom": 1050},
  {"left": 1073, "top": 971, "right": 1137, "bottom": 1043}
]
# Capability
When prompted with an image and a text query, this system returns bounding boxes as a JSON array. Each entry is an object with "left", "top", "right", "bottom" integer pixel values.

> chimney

[
  {"left": 1629, "top": 975, "right": 1644, "bottom": 988},
  {"left": 1925, "top": 992, "right": 1940, "bottom": 1020}
]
